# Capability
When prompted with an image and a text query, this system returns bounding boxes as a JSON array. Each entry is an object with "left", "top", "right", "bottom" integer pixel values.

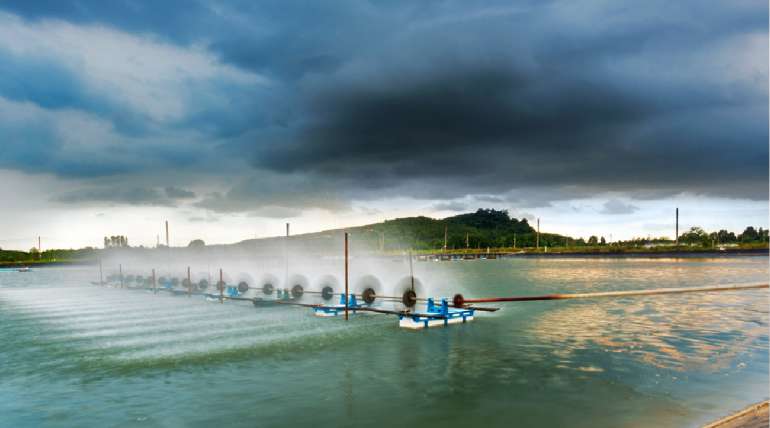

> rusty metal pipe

[{"left": 453, "top": 283, "right": 769, "bottom": 307}]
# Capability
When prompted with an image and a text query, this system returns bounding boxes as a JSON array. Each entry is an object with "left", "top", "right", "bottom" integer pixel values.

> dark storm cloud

[
  {"left": 0, "top": 0, "right": 767, "bottom": 211},
  {"left": 244, "top": 1, "right": 767, "bottom": 201}
]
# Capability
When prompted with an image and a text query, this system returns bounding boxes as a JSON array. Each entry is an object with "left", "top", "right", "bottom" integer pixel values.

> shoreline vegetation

[{"left": 1, "top": 209, "right": 768, "bottom": 267}]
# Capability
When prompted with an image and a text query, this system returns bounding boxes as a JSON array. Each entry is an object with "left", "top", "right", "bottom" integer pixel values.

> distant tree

[
  {"left": 739, "top": 226, "right": 759, "bottom": 243},
  {"left": 600, "top": 236, "right": 606, "bottom": 245},
  {"left": 188, "top": 239, "right": 205, "bottom": 248},
  {"left": 104, "top": 235, "right": 128, "bottom": 248},
  {"left": 679, "top": 227, "right": 709, "bottom": 246},
  {"left": 715, "top": 229, "right": 737, "bottom": 244},
  {"left": 29, "top": 247, "right": 39, "bottom": 257},
  {"left": 587, "top": 236, "right": 598, "bottom": 245}
]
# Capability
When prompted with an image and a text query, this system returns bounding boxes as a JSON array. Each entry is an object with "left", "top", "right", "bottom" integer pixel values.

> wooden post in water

[
  {"left": 219, "top": 268, "right": 224, "bottom": 304},
  {"left": 152, "top": 268, "right": 156, "bottom": 294},
  {"left": 187, "top": 266, "right": 191, "bottom": 297},
  {"left": 119, "top": 264, "right": 123, "bottom": 288},
  {"left": 344, "top": 232, "right": 349, "bottom": 321}
]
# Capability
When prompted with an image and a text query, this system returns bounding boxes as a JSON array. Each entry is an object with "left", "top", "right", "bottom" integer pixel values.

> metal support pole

[
  {"left": 408, "top": 250, "right": 415, "bottom": 291},
  {"left": 344, "top": 232, "right": 349, "bottom": 321},
  {"left": 119, "top": 264, "right": 123, "bottom": 288},
  {"left": 187, "top": 266, "right": 191, "bottom": 297},
  {"left": 285, "top": 223, "right": 290, "bottom": 290}
]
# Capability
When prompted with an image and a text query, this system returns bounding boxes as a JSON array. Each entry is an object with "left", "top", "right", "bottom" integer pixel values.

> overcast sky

[{"left": 0, "top": 1, "right": 767, "bottom": 250}]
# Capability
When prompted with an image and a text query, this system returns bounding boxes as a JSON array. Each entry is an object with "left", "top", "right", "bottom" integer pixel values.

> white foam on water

[
  {"left": 0, "top": 285, "right": 360, "bottom": 363},
  {"left": 114, "top": 321, "right": 352, "bottom": 361}
]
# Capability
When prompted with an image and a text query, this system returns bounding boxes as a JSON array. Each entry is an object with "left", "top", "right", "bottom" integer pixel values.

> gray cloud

[
  {"left": 55, "top": 186, "right": 171, "bottom": 206},
  {"left": 188, "top": 215, "right": 218, "bottom": 223},
  {"left": 55, "top": 185, "right": 197, "bottom": 206},
  {"left": 474, "top": 195, "right": 505, "bottom": 203},
  {"left": 431, "top": 201, "right": 468, "bottom": 212},
  {"left": 0, "top": 0, "right": 766, "bottom": 212},
  {"left": 600, "top": 199, "right": 639, "bottom": 215},
  {"left": 165, "top": 186, "right": 196, "bottom": 199},
  {"left": 194, "top": 172, "right": 351, "bottom": 214}
]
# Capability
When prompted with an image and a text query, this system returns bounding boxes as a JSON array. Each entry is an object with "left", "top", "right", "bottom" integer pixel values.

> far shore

[
  {"left": 510, "top": 248, "right": 769, "bottom": 258},
  {"left": 1, "top": 247, "right": 767, "bottom": 268}
]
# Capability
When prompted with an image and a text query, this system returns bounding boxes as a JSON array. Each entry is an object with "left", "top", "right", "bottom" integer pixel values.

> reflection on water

[{"left": 530, "top": 291, "right": 768, "bottom": 371}]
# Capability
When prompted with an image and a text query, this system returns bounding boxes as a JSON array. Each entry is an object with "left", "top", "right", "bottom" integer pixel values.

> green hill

[{"left": 346, "top": 208, "right": 561, "bottom": 251}]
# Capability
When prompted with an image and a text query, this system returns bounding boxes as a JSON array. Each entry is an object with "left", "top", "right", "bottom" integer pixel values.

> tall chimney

[{"left": 675, "top": 208, "right": 679, "bottom": 246}]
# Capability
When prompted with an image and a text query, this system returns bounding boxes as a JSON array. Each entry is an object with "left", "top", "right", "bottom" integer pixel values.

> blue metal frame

[
  {"left": 398, "top": 298, "right": 475, "bottom": 328},
  {"left": 312, "top": 293, "right": 362, "bottom": 316}
]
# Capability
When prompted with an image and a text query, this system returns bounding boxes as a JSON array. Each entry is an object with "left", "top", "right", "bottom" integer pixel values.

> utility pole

[
  {"left": 536, "top": 218, "right": 540, "bottom": 250},
  {"left": 165, "top": 220, "right": 169, "bottom": 247},
  {"left": 443, "top": 224, "right": 448, "bottom": 252},
  {"left": 675, "top": 208, "right": 679, "bottom": 247}
]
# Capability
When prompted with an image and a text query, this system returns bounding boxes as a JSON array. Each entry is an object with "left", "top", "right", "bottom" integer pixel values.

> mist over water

[
  {"left": 0, "top": 257, "right": 767, "bottom": 427},
  {"left": 97, "top": 238, "right": 457, "bottom": 303}
]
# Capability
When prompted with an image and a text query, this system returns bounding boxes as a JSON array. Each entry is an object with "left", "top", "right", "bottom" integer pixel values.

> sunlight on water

[{"left": 530, "top": 291, "right": 768, "bottom": 371}]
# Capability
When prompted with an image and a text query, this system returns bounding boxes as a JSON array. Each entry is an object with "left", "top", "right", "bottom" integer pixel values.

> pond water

[{"left": 1, "top": 256, "right": 767, "bottom": 427}]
